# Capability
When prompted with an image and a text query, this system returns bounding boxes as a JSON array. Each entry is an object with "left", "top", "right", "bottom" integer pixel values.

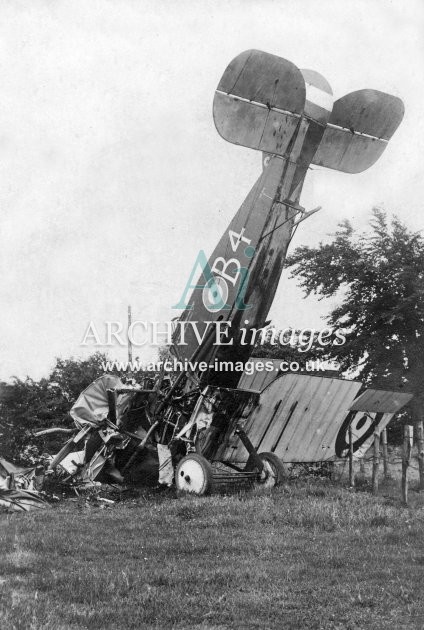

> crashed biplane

[{"left": 44, "top": 50, "right": 409, "bottom": 495}]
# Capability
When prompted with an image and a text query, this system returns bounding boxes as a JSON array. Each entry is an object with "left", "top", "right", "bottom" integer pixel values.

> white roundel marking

[
  {"left": 349, "top": 411, "right": 374, "bottom": 440},
  {"left": 202, "top": 275, "right": 228, "bottom": 312}
]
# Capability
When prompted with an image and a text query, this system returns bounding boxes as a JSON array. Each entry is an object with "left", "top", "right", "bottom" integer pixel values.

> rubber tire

[
  {"left": 175, "top": 453, "right": 213, "bottom": 495},
  {"left": 255, "top": 452, "right": 287, "bottom": 488}
]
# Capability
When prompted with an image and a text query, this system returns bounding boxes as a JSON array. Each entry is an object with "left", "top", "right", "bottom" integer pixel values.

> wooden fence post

[
  {"left": 381, "top": 428, "right": 388, "bottom": 480},
  {"left": 359, "top": 457, "right": 365, "bottom": 475},
  {"left": 415, "top": 421, "right": 424, "bottom": 491},
  {"left": 372, "top": 429, "right": 380, "bottom": 495},
  {"left": 402, "top": 425, "right": 414, "bottom": 506},
  {"left": 349, "top": 424, "right": 355, "bottom": 487}
]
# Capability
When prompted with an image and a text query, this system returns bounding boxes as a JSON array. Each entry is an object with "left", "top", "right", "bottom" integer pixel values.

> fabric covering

[
  {"left": 70, "top": 375, "right": 133, "bottom": 427},
  {"left": 0, "top": 456, "right": 42, "bottom": 491}
]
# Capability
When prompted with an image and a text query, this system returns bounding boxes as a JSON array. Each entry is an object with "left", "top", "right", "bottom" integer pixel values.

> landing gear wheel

[
  {"left": 175, "top": 453, "right": 213, "bottom": 495},
  {"left": 254, "top": 452, "right": 286, "bottom": 489}
]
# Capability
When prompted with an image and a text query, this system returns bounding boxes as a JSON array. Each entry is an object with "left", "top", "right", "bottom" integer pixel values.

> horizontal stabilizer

[
  {"left": 213, "top": 50, "right": 305, "bottom": 156},
  {"left": 330, "top": 89, "right": 404, "bottom": 140},
  {"left": 312, "top": 89, "right": 404, "bottom": 173}
]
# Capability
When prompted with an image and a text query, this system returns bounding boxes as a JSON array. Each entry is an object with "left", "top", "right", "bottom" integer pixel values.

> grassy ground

[{"left": 1, "top": 478, "right": 424, "bottom": 630}]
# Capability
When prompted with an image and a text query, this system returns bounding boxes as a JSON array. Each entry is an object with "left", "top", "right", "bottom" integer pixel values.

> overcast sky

[{"left": 0, "top": 0, "right": 423, "bottom": 380}]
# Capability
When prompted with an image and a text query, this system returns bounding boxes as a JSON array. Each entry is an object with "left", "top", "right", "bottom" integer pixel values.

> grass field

[{"left": 1, "top": 478, "right": 424, "bottom": 630}]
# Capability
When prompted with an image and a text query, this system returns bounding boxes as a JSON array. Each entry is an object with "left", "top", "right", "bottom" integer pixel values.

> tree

[
  {"left": 49, "top": 352, "right": 115, "bottom": 402},
  {"left": 0, "top": 376, "right": 70, "bottom": 464},
  {"left": 0, "top": 352, "right": 159, "bottom": 463},
  {"left": 251, "top": 327, "right": 325, "bottom": 365},
  {"left": 286, "top": 209, "right": 424, "bottom": 425},
  {"left": 0, "top": 353, "right": 113, "bottom": 463}
]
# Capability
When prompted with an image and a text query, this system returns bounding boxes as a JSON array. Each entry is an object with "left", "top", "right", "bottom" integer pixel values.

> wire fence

[{"left": 330, "top": 442, "right": 424, "bottom": 504}]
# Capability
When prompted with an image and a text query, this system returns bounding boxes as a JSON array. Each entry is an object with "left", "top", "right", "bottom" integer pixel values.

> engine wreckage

[{"left": 44, "top": 369, "right": 413, "bottom": 498}]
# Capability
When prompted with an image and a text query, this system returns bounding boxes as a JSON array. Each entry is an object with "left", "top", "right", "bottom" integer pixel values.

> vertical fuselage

[
  {"left": 173, "top": 91, "right": 331, "bottom": 385},
  {"left": 171, "top": 49, "right": 403, "bottom": 387}
]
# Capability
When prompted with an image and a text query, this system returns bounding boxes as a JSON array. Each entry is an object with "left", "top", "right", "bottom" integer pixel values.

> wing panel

[
  {"left": 295, "top": 378, "right": 348, "bottom": 461},
  {"left": 270, "top": 377, "right": 360, "bottom": 462},
  {"left": 352, "top": 413, "right": 394, "bottom": 459},
  {"left": 237, "top": 358, "right": 282, "bottom": 392},
  {"left": 266, "top": 375, "right": 324, "bottom": 455},
  {"left": 248, "top": 374, "right": 301, "bottom": 451},
  {"left": 313, "top": 380, "right": 362, "bottom": 459},
  {"left": 349, "top": 389, "right": 413, "bottom": 413},
  {"left": 334, "top": 410, "right": 395, "bottom": 460},
  {"left": 223, "top": 375, "right": 363, "bottom": 463}
]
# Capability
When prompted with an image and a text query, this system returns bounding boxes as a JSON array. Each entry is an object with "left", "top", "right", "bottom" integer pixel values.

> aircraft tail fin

[{"left": 312, "top": 89, "right": 404, "bottom": 173}]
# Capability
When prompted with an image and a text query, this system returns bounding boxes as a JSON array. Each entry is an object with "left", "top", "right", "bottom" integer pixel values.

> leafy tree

[
  {"left": 0, "top": 376, "right": 70, "bottom": 464},
  {"left": 251, "top": 327, "right": 325, "bottom": 365},
  {"left": 49, "top": 352, "right": 114, "bottom": 402},
  {"left": 0, "top": 352, "right": 159, "bottom": 463},
  {"left": 0, "top": 353, "right": 112, "bottom": 463},
  {"left": 286, "top": 209, "right": 424, "bottom": 426}
]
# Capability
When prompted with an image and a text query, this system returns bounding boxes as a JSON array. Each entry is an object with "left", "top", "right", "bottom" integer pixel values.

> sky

[{"left": 0, "top": 0, "right": 423, "bottom": 380}]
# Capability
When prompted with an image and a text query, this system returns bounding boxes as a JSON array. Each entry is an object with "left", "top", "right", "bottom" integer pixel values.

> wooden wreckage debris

[
  {"left": 0, "top": 456, "right": 48, "bottom": 512},
  {"left": 39, "top": 373, "right": 412, "bottom": 498}
]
